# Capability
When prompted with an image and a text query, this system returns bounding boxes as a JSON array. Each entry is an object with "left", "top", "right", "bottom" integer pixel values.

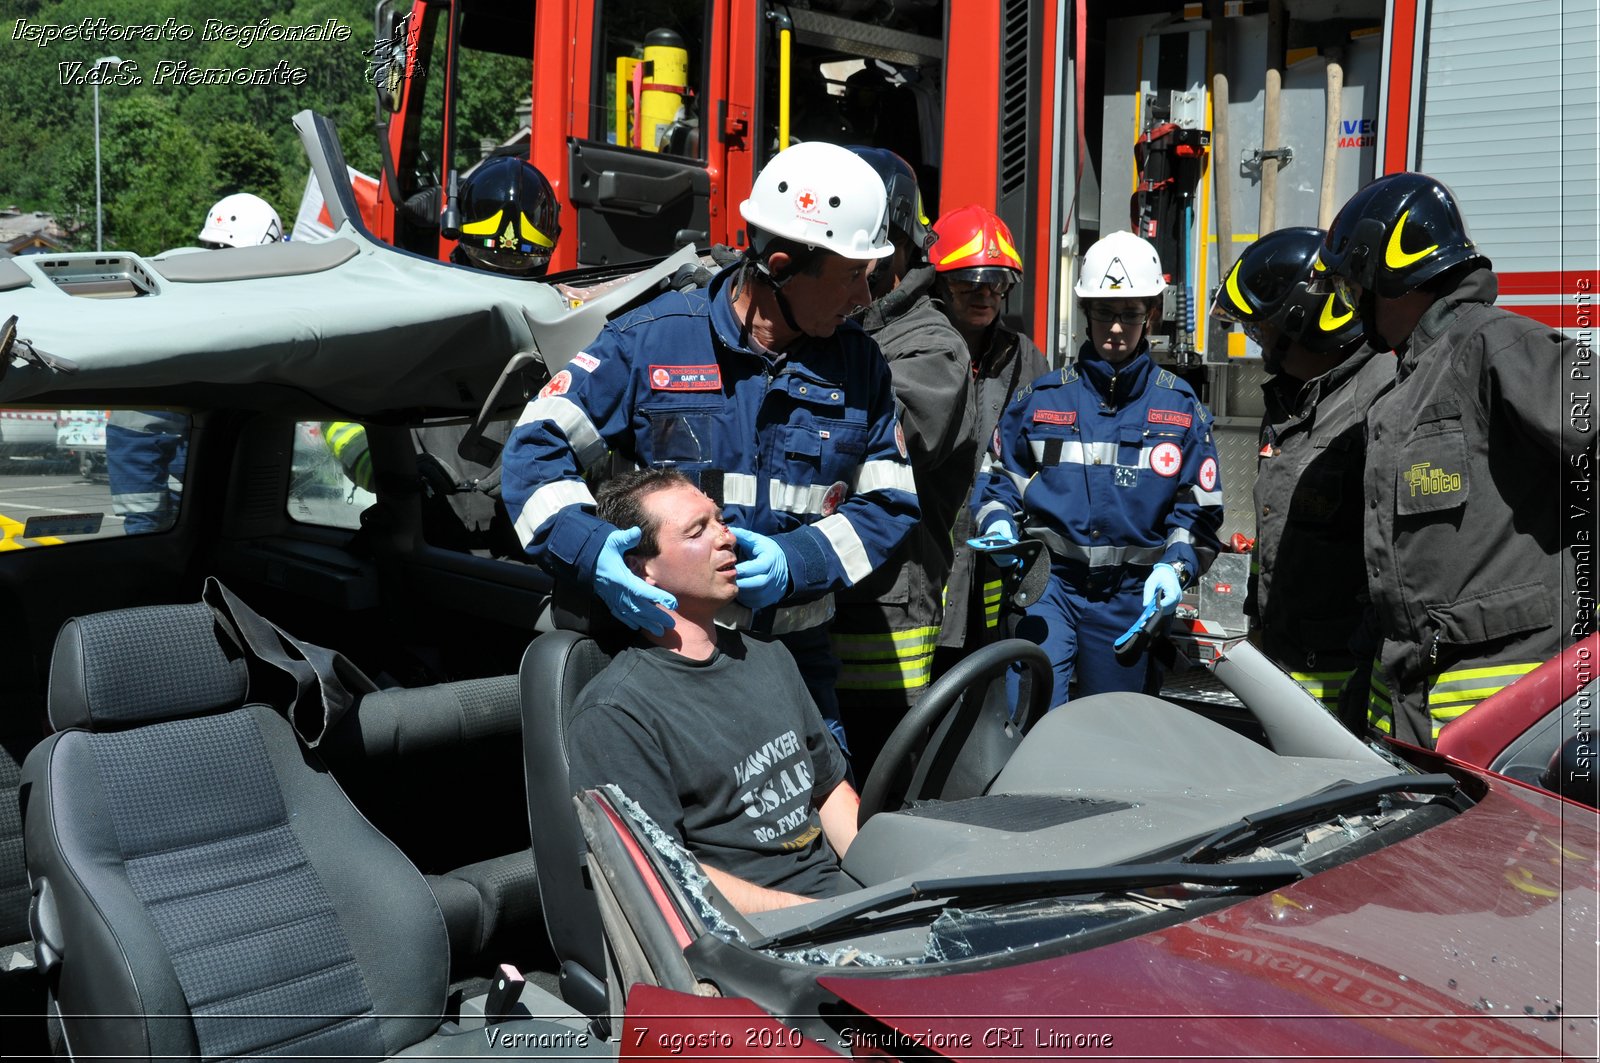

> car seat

[
  {"left": 21, "top": 603, "right": 595, "bottom": 1060},
  {"left": 518, "top": 629, "right": 616, "bottom": 1024}
]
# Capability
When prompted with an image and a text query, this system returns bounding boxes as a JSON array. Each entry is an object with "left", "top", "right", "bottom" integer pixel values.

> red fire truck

[{"left": 361, "top": 0, "right": 1596, "bottom": 560}]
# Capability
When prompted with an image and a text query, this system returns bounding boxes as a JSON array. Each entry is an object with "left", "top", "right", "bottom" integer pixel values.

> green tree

[
  {"left": 98, "top": 96, "right": 215, "bottom": 253},
  {"left": 209, "top": 121, "right": 286, "bottom": 205}
]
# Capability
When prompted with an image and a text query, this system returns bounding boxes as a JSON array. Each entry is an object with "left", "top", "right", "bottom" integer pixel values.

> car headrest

[{"left": 48, "top": 603, "right": 249, "bottom": 732}]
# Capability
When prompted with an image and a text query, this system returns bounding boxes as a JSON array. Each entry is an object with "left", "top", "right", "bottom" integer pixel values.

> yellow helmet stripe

[
  {"left": 995, "top": 230, "right": 1022, "bottom": 269},
  {"left": 936, "top": 231, "right": 985, "bottom": 267},
  {"left": 1223, "top": 260, "right": 1253, "bottom": 316},
  {"left": 519, "top": 214, "right": 556, "bottom": 248},
  {"left": 1384, "top": 208, "right": 1438, "bottom": 269},
  {"left": 461, "top": 208, "right": 504, "bottom": 237},
  {"left": 1319, "top": 294, "right": 1354, "bottom": 331}
]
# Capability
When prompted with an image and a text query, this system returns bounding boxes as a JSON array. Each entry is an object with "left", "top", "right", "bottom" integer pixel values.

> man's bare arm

[
  {"left": 703, "top": 865, "right": 812, "bottom": 914},
  {"left": 817, "top": 781, "right": 860, "bottom": 858}
]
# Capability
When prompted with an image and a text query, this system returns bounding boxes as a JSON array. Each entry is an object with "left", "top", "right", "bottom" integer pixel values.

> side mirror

[
  {"left": 372, "top": 2, "right": 409, "bottom": 115},
  {"left": 1541, "top": 734, "right": 1599, "bottom": 809}
]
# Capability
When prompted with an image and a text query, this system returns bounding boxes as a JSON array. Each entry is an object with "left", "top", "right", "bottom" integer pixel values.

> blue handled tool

[{"left": 1113, "top": 600, "right": 1167, "bottom": 665}]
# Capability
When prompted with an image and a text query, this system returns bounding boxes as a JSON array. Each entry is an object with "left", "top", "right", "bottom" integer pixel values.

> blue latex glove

[
  {"left": 731, "top": 527, "right": 790, "bottom": 610},
  {"left": 595, "top": 526, "right": 676, "bottom": 636},
  {"left": 968, "top": 518, "right": 1021, "bottom": 568},
  {"left": 1143, "top": 562, "right": 1184, "bottom": 617}
]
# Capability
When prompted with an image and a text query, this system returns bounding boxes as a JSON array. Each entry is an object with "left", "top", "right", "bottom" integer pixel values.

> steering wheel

[{"left": 857, "top": 638, "right": 1053, "bottom": 822}]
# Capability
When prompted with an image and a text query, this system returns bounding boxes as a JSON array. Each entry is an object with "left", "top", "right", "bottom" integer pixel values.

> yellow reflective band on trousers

[
  {"left": 832, "top": 626, "right": 940, "bottom": 691},
  {"left": 1288, "top": 669, "right": 1351, "bottom": 715},
  {"left": 324, "top": 421, "right": 373, "bottom": 493},
  {"left": 1369, "top": 660, "right": 1540, "bottom": 740},
  {"left": 982, "top": 579, "right": 1004, "bottom": 630}
]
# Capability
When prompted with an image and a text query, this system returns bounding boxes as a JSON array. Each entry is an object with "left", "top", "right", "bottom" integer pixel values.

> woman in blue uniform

[{"left": 972, "top": 231, "right": 1224, "bottom": 708}]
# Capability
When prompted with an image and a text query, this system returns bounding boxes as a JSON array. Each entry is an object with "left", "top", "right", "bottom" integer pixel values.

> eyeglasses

[{"left": 1084, "top": 306, "right": 1149, "bottom": 326}]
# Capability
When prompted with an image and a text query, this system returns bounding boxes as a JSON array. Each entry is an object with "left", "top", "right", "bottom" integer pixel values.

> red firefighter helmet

[{"left": 930, "top": 204, "right": 1023, "bottom": 288}]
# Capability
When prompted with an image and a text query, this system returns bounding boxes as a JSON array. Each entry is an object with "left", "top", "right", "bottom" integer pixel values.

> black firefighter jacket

[
  {"left": 941, "top": 323, "right": 1050, "bottom": 648},
  {"left": 1250, "top": 347, "right": 1394, "bottom": 677},
  {"left": 833, "top": 266, "right": 975, "bottom": 690},
  {"left": 1364, "top": 267, "right": 1596, "bottom": 747}
]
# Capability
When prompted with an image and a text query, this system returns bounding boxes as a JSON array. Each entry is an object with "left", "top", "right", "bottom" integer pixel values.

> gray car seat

[
  {"left": 316, "top": 678, "right": 544, "bottom": 981},
  {"left": 21, "top": 603, "right": 590, "bottom": 1060},
  {"left": 518, "top": 629, "right": 616, "bottom": 1022}
]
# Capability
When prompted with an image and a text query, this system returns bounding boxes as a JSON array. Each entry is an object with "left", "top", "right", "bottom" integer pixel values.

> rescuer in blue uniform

[
  {"left": 500, "top": 142, "right": 920, "bottom": 754},
  {"left": 972, "top": 231, "right": 1223, "bottom": 708}
]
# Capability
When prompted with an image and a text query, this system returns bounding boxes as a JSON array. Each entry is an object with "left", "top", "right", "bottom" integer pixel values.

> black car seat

[
  {"left": 1, "top": 727, "right": 46, "bottom": 1056},
  {"left": 21, "top": 603, "right": 593, "bottom": 1060},
  {"left": 316, "top": 677, "right": 544, "bottom": 982},
  {"left": 518, "top": 629, "right": 616, "bottom": 1024}
]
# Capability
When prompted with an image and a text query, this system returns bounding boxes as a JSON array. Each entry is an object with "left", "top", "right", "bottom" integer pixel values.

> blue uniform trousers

[
  {"left": 1010, "top": 564, "right": 1159, "bottom": 711},
  {"left": 106, "top": 421, "right": 188, "bottom": 535}
]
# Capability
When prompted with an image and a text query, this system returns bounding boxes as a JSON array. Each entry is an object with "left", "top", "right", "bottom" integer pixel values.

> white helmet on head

[
  {"left": 198, "top": 193, "right": 283, "bottom": 247},
  {"left": 739, "top": 142, "right": 893, "bottom": 261},
  {"left": 1074, "top": 230, "right": 1166, "bottom": 299}
]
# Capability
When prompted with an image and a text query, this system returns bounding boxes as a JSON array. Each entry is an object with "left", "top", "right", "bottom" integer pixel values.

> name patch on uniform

[
  {"left": 649, "top": 364, "right": 722, "bottom": 391},
  {"left": 570, "top": 352, "right": 600, "bottom": 373},
  {"left": 1148, "top": 409, "right": 1193, "bottom": 428},
  {"left": 1033, "top": 409, "right": 1076, "bottom": 425}
]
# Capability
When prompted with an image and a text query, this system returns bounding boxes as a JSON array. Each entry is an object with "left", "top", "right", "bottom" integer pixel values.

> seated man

[{"left": 566, "top": 470, "right": 860, "bottom": 914}]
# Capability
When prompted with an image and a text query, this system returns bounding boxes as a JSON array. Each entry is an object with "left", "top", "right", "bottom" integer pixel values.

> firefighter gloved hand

[
  {"left": 595, "top": 526, "right": 677, "bottom": 636},
  {"left": 1143, "top": 563, "right": 1184, "bottom": 618},
  {"left": 971, "top": 518, "right": 1022, "bottom": 568},
  {"left": 731, "top": 527, "right": 790, "bottom": 611}
]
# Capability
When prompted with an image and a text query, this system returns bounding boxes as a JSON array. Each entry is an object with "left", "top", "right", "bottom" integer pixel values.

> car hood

[{"left": 819, "top": 778, "right": 1598, "bottom": 1060}]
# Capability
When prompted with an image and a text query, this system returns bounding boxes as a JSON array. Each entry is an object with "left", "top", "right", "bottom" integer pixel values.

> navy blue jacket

[
  {"left": 501, "top": 264, "right": 919, "bottom": 598},
  {"left": 973, "top": 341, "right": 1223, "bottom": 578}
]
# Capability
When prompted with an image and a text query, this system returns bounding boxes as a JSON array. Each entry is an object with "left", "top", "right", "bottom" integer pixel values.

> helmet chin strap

[
  {"left": 1357, "top": 291, "right": 1398, "bottom": 354},
  {"left": 1261, "top": 333, "right": 1293, "bottom": 375},
  {"left": 741, "top": 250, "right": 807, "bottom": 336}
]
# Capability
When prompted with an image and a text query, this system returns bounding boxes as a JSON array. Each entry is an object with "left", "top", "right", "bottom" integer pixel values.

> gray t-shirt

[{"left": 567, "top": 629, "right": 850, "bottom": 898}]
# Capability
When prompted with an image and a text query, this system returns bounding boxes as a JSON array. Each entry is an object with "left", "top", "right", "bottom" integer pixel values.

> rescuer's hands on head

[
  {"left": 730, "top": 527, "right": 790, "bottom": 611},
  {"left": 595, "top": 525, "right": 677, "bottom": 635}
]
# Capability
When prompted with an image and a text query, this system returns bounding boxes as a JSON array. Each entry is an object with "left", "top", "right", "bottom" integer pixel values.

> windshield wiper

[
  {"left": 1180, "top": 772, "right": 1461, "bottom": 864},
  {"left": 746, "top": 859, "right": 1303, "bottom": 950}
]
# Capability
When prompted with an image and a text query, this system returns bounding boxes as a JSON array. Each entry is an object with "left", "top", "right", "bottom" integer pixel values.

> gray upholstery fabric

[
  {"left": 88, "top": 713, "right": 384, "bottom": 1060},
  {"left": 0, "top": 732, "right": 31, "bottom": 944},
  {"left": 452, "top": 676, "right": 522, "bottom": 739},
  {"left": 49, "top": 605, "right": 247, "bottom": 731}
]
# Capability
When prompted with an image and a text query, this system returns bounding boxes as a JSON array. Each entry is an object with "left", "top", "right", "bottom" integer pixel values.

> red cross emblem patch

[
  {"left": 539, "top": 370, "right": 572, "bottom": 398},
  {"left": 796, "top": 190, "right": 817, "bottom": 213},
  {"left": 1150, "top": 442, "right": 1183, "bottom": 478},
  {"left": 821, "top": 481, "right": 848, "bottom": 516},
  {"left": 1199, "top": 456, "right": 1218, "bottom": 491}
]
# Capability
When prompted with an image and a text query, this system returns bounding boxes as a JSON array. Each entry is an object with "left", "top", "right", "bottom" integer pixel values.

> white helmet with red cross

[{"left": 739, "top": 142, "right": 893, "bottom": 261}]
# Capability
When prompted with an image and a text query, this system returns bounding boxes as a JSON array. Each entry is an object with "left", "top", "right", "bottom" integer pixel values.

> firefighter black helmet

[
  {"left": 455, "top": 155, "right": 560, "bottom": 276},
  {"left": 1212, "top": 227, "right": 1364, "bottom": 370},
  {"left": 846, "top": 146, "right": 936, "bottom": 254},
  {"left": 1316, "top": 172, "right": 1487, "bottom": 300}
]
